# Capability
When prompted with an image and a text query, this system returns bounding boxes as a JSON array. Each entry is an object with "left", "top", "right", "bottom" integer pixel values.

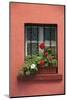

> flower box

[{"left": 37, "top": 65, "right": 58, "bottom": 74}]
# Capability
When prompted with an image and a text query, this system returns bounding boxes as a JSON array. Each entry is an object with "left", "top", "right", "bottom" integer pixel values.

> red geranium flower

[
  {"left": 38, "top": 60, "right": 45, "bottom": 65},
  {"left": 39, "top": 43, "right": 45, "bottom": 49}
]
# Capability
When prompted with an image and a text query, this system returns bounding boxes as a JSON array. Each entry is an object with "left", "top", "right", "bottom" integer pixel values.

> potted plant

[{"left": 17, "top": 42, "right": 58, "bottom": 80}]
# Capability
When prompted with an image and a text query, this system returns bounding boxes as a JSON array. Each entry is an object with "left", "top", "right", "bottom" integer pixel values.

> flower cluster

[
  {"left": 39, "top": 42, "right": 57, "bottom": 66},
  {"left": 18, "top": 42, "right": 57, "bottom": 77}
]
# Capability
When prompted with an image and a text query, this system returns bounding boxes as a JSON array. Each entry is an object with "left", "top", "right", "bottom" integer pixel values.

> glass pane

[
  {"left": 39, "top": 26, "right": 43, "bottom": 42},
  {"left": 44, "top": 27, "right": 50, "bottom": 46},
  {"left": 44, "top": 27, "right": 50, "bottom": 40},
  {"left": 32, "top": 43, "right": 37, "bottom": 55},
  {"left": 51, "top": 27, "right": 56, "bottom": 41},
  {"left": 51, "top": 41, "right": 56, "bottom": 46},
  {"left": 26, "top": 25, "right": 31, "bottom": 41},
  {"left": 27, "top": 43, "right": 30, "bottom": 55},
  {"left": 32, "top": 26, "right": 38, "bottom": 41},
  {"left": 51, "top": 27, "right": 56, "bottom": 47}
]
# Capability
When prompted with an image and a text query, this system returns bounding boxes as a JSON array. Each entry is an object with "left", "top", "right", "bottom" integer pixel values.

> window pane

[
  {"left": 27, "top": 43, "right": 38, "bottom": 55},
  {"left": 32, "top": 26, "right": 38, "bottom": 41},
  {"left": 51, "top": 27, "right": 56, "bottom": 41},
  {"left": 27, "top": 43, "right": 30, "bottom": 55},
  {"left": 51, "top": 41, "right": 56, "bottom": 46},
  {"left": 44, "top": 27, "right": 50, "bottom": 40},
  {"left": 26, "top": 25, "right": 31, "bottom": 41},
  {"left": 44, "top": 27, "right": 50, "bottom": 47},
  {"left": 32, "top": 43, "right": 37, "bottom": 55},
  {"left": 39, "top": 26, "right": 43, "bottom": 42},
  {"left": 51, "top": 27, "right": 56, "bottom": 47}
]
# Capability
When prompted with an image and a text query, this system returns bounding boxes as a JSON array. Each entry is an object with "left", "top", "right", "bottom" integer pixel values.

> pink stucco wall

[{"left": 10, "top": 2, "right": 65, "bottom": 97}]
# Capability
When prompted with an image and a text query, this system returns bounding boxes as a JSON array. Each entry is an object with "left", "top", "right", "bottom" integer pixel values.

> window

[{"left": 25, "top": 24, "right": 57, "bottom": 57}]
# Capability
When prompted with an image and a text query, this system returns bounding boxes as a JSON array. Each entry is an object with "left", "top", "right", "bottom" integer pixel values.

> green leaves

[
  {"left": 47, "top": 48, "right": 52, "bottom": 54},
  {"left": 52, "top": 59, "right": 57, "bottom": 66},
  {"left": 18, "top": 47, "right": 57, "bottom": 77},
  {"left": 44, "top": 58, "right": 49, "bottom": 67}
]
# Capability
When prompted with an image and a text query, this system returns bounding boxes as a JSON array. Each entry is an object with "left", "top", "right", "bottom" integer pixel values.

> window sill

[{"left": 17, "top": 73, "right": 62, "bottom": 81}]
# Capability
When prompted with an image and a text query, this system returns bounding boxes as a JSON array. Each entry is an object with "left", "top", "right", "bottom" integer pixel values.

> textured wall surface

[{"left": 10, "top": 2, "right": 65, "bottom": 97}]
